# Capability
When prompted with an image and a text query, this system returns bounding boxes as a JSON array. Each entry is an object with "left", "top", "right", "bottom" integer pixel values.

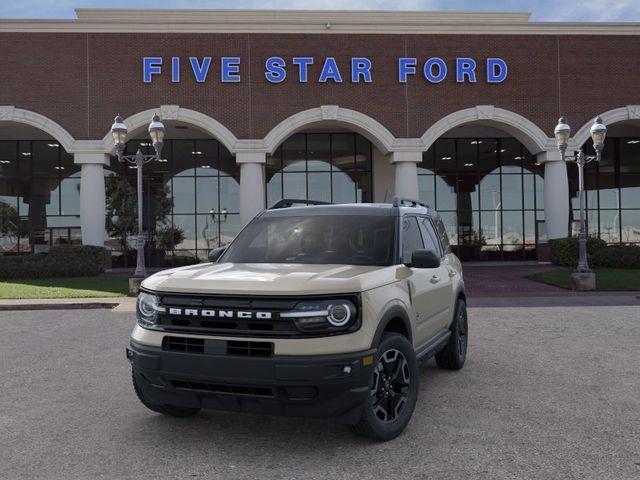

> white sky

[{"left": 0, "top": 0, "right": 639, "bottom": 22}]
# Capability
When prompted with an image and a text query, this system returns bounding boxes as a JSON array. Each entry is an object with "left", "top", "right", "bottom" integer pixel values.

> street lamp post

[
  {"left": 554, "top": 116, "right": 607, "bottom": 288},
  {"left": 110, "top": 113, "right": 166, "bottom": 277}
]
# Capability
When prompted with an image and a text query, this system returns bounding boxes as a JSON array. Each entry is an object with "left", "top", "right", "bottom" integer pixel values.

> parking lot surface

[{"left": 1, "top": 304, "right": 639, "bottom": 480}]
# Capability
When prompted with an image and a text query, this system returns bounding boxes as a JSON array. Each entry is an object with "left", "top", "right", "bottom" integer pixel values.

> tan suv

[{"left": 127, "top": 197, "right": 467, "bottom": 440}]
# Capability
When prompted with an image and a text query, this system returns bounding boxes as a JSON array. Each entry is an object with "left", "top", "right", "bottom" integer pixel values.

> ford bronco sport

[{"left": 127, "top": 197, "right": 467, "bottom": 440}]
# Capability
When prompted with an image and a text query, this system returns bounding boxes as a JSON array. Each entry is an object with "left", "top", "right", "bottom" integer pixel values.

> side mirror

[
  {"left": 208, "top": 246, "right": 226, "bottom": 263},
  {"left": 407, "top": 249, "right": 441, "bottom": 269}
]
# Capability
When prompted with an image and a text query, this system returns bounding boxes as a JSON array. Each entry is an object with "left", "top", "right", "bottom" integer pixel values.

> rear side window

[
  {"left": 401, "top": 216, "right": 424, "bottom": 264},
  {"left": 419, "top": 217, "right": 443, "bottom": 258},
  {"left": 434, "top": 217, "right": 451, "bottom": 254}
]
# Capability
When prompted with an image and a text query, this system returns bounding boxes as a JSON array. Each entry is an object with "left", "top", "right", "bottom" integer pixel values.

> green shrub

[
  {"left": 550, "top": 237, "right": 640, "bottom": 269},
  {"left": 0, "top": 245, "right": 109, "bottom": 280},
  {"left": 550, "top": 237, "right": 607, "bottom": 267},
  {"left": 593, "top": 245, "right": 640, "bottom": 269}
]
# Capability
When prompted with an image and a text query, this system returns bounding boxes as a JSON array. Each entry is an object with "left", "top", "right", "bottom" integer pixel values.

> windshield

[{"left": 220, "top": 215, "right": 395, "bottom": 266}]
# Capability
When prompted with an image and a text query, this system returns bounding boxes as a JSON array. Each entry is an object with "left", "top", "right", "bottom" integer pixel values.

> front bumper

[{"left": 127, "top": 340, "right": 376, "bottom": 424}]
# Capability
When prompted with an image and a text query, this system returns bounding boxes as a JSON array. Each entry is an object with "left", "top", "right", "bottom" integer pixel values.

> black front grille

[
  {"left": 227, "top": 340, "right": 273, "bottom": 357},
  {"left": 162, "top": 336, "right": 205, "bottom": 353},
  {"left": 171, "top": 380, "right": 275, "bottom": 398},
  {"left": 154, "top": 293, "right": 361, "bottom": 338}
]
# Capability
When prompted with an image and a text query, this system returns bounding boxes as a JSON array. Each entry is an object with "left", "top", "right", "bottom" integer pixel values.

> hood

[{"left": 141, "top": 262, "right": 400, "bottom": 295}]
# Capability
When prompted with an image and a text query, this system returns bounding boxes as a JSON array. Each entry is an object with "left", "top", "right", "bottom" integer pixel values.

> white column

[
  {"left": 539, "top": 151, "right": 569, "bottom": 240},
  {"left": 75, "top": 153, "right": 109, "bottom": 246},
  {"left": 237, "top": 151, "right": 266, "bottom": 225},
  {"left": 391, "top": 151, "right": 422, "bottom": 200}
]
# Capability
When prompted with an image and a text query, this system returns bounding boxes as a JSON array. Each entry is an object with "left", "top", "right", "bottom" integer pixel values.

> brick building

[{"left": 1, "top": 9, "right": 639, "bottom": 264}]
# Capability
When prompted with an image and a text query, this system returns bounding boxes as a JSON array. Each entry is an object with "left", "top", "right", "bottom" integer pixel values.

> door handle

[
  {"left": 448, "top": 269, "right": 457, "bottom": 277},
  {"left": 430, "top": 275, "right": 440, "bottom": 284}
]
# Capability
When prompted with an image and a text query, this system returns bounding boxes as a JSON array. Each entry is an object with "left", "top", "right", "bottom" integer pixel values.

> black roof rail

[
  {"left": 270, "top": 199, "right": 332, "bottom": 209},
  {"left": 392, "top": 196, "right": 429, "bottom": 209}
]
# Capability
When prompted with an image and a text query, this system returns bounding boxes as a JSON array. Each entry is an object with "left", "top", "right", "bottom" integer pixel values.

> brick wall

[{"left": 1, "top": 32, "right": 639, "bottom": 142}]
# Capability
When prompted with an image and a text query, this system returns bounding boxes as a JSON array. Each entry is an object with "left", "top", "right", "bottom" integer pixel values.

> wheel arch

[{"left": 371, "top": 306, "right": 413, "bottom": 348}]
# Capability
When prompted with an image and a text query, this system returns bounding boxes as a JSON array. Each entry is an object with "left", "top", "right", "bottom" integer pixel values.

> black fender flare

[{"left": 371, "top": 305, "right": 413, "bottom": 348}]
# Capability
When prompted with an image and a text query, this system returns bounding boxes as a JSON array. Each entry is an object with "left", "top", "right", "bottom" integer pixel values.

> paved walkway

[{"left": 463, "top": 263, "right": 566, "bottom": 297}]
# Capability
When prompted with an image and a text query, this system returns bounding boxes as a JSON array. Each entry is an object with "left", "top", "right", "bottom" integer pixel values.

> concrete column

[
  {"left": 539, "top": 151, "right": 569, "bottom": 240},
  {"left": 237, "top": 152, "right": 266, "bottom": 225},
  {"left": 391, "top": 151, "right": 422, "bottom": 200},
  {"left": 75, "top": 153, "right": 109, "bottom": 246}
]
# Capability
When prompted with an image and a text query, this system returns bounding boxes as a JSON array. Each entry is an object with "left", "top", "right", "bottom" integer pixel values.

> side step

[{"left": 415, "top": 330, "right": 451, "bottom": 362}]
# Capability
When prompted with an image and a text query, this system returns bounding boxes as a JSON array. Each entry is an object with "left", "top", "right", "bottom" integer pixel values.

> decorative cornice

[{"left": 1, "top": 9, "right": 640, "bottom": 35}]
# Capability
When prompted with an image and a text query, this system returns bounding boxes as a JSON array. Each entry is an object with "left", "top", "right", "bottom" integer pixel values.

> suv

[{"left": 127, "top": 197, "right": 467, "bottom": 441}]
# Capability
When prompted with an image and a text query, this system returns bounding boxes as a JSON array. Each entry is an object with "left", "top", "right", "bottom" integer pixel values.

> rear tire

[
  {"left": 349, "top": 333, "right": 419, "bottom": 441},
  {"left": 132, "top": 370, "right": 200, "bottom": 418},
  {"left": 435, "top": 298, "right": 468, "bottom": 370}
]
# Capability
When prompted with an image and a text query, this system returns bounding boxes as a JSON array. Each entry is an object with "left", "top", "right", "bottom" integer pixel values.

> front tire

[
  {"left": 435, "top": 298, "right": 468, "bottom": 370},
  {"left": 349, "top": 333, "right": 419, "bottom": 441},
  {"left": 132, "top": 370, "right": 201, "bottom": 418}
]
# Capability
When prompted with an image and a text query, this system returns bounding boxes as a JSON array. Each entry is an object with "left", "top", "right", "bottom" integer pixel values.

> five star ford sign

[{"left": 142, "top": 56, "right": 508, "bottom": 84}]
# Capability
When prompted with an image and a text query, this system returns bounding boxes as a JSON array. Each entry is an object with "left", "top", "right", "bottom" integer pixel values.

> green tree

[
  {"left": 0, "top": 200, "right": 19, "bottom": 240},
  {"left": 105, "top": 176, "right": 174, "bottom": 251}
]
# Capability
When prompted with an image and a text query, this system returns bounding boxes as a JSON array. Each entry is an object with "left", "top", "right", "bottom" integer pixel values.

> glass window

[
  {"left": 331, "top": 134, "right": 356, "bottom": 171},
  {"left": 501, "top": 175, "right": 523, "bottom": 210},
  {"left": 308, "top": 172, "right": 331, "bottom": 202},
  {"left": 173, "top": 140, "right": 195, "bottom": 176},
  {"left": 418, "top": 175, "right": 435, "bottom": 207},
  {"left": 282, "top": 134, "right": 306, "bottom": 172},
  {"left": 401, "top": 216, "right": 424, "bottom": 264},
  {"left": 502, "top": 211, "right": 523, "bottom": 246},
  {"left": 477, "top": 139, "right": 498, "bottom": 174},
  {"left": 307, "top": 134, "right": 331, "bottom": 171},
  {"left": 196, "top": 176, "right": 219, "bottom": 214},
  {"left": 418, "top": 217, "right": 442, "bottom": 257},
  {"left": 221, "top": 215, "right": 395, "bottom": 266},
  {"left": 621, "top": 210, "right": 640, "bottom": 243},
  {"left": 435, "top": 175, "right": 456, "bottom": 211},
  {"left": 456, "top": 139, "right": 477, "bottom": 171}
]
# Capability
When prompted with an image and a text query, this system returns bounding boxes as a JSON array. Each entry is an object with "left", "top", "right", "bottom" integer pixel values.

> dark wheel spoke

[{"left": 370, "top": 348, "right": 411, "bottom": 424}]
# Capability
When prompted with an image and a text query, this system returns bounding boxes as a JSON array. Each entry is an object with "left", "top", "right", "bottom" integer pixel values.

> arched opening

[
  {"left": 0, "top": 122, "right": 80, "bottom": 255},
  {"left": 105, "top": 121, "right": 240, "bottom": 268},
  {"left": 265, "top": 128, "right": 374, "bottom": 208},
  {"left": 419, "top": 124, "right": 545, "bottom": 261},
  {"left": 570, "top": 121, "right": 640, "bottom": 245},
  {"left": 262, "top": 107, "right": 395, "bottom": 208}
]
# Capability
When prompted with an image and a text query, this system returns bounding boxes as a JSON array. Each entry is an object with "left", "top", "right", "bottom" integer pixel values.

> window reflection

[
  {"left": 419, "top": 137, "right": 541, "bottom": 260},
  {"left": 106, "top": 138, "right": 239, "bottom": 267},
  {"left": 0, "top": 140, "right": 81, "bottom": 254},
  {"left": 266, "top": 133, "right": 372, "bottom": 206},
  {"left": 570, "top": 136, "right": 640, "bottom": 245}
]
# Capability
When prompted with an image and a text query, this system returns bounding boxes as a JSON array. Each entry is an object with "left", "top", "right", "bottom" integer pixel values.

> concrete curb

[
  {"left": 0, "top": 302, "right": 120, "bottom": 311},
  {"left": 0, "top": 296, "right": 134, "bottom": 312}
]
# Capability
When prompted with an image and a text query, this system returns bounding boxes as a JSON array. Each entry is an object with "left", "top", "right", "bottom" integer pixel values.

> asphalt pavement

[{"left": 1, "top": 304, "right": 639, "bottom": 480}]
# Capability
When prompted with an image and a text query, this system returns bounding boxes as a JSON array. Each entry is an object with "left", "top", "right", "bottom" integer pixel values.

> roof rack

[
  {"left": 270, "top": 199, "right": 332, "bottom": 209},
  {"left": 392, "top": 196, "right": 429, "bottom": 209}
]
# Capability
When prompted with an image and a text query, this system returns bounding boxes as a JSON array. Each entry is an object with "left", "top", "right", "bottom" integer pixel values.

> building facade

[{"left": 1, "top": 9, "right": 639, "bottom": 265}]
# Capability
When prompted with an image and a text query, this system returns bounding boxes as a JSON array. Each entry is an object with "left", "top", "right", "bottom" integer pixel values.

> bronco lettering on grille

[{"left": 167, "top": 307, "right": 272, "bottom": 320}]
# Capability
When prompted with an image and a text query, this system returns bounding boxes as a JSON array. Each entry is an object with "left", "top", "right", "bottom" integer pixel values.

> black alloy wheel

[
  {"left": 349, "top": 333, "right": 419, "bottom": 441},
  {"left": 371, "top": 348, "right": 411, "bottom": 423},
  {"left": 435, "top": 298, "right": 468, "bottom": 370}
]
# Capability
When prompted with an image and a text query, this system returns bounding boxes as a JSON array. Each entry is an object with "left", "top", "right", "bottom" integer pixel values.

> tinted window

[
  {"left": 401, "top": 216, "right": 424, "bottom": 264},
  {"left": 434, "top": 217, "right": 451, "bottom": 253},
  {"left": 419, "top": 217, "right": 442, "bottom": 257},
  {"left": 221, "top": 215, "right": 394, "bottom": 266}
]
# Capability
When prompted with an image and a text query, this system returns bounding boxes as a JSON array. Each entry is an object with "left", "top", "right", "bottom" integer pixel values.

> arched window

[
  {"left": 106, "top": 138, "right": 239, "bottom": 267},
  {"left": 0, "top": 139, "right": 80, "bottom": 254},
  {"left": 418, "top": 137, "right": 543, "bottom": 261},
  {"left": 266, "top": 133, "right": 373, "bottom": 208}
]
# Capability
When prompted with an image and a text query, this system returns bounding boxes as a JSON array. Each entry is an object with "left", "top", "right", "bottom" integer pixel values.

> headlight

[
  {"left": 281, "top": 299, "right": 358, "bottom": 334},
  {"left": 136, "top": 292, "right": 165, "bottom": 328}
]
